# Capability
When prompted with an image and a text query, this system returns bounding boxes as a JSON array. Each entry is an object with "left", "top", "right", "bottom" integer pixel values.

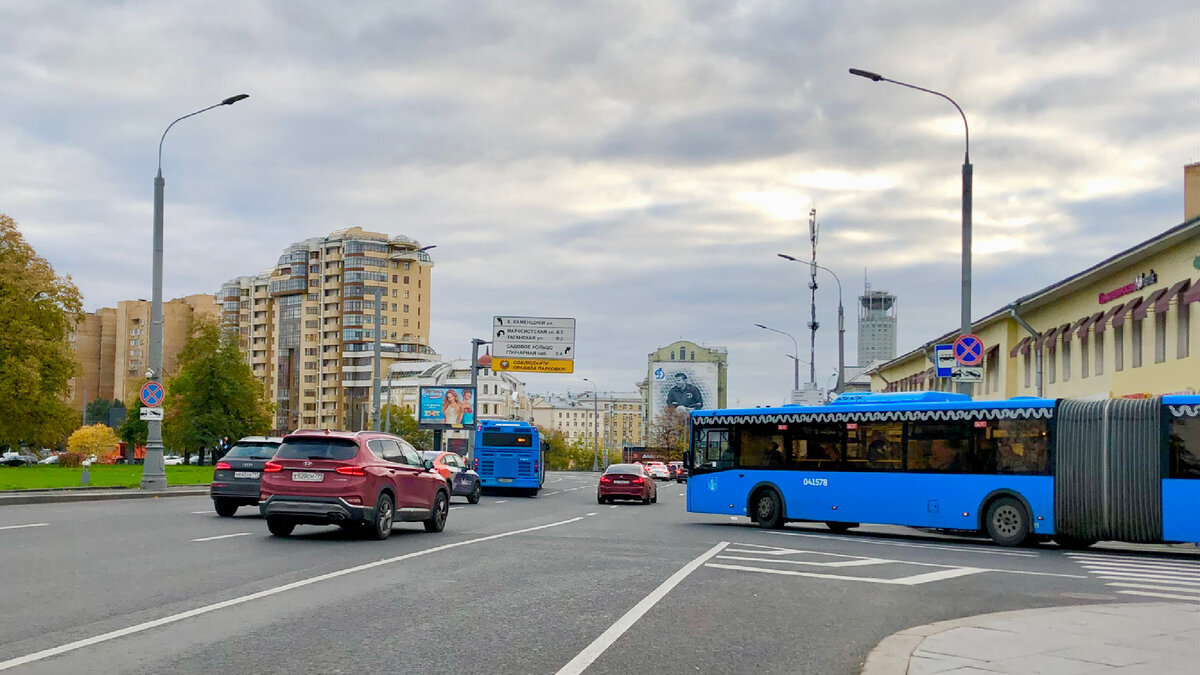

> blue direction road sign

[
  {"left": 935, "top": 344, "right": 955, "bottom": 377},
  {"left": 952, "top": 334, "right": 984, "bottom": 366},
  {"left": 140, "top": 381, "right": 165, "bottom": 408}
]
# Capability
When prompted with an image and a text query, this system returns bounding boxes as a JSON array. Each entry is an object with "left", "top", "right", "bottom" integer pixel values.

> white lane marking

[
  {"left": 1067, "top": 553, "right": 1200, "bottom": 569},
  {"left": 1107, "top": 582, "right": 1200, "bottom": 593},
  {"left": 706, "top": 563, "right": 986, "bottom": 585},
  {"left": 449, "top": 507, "right": 463, "bottom": 511},
  {"left": 723, "top": 543, "right": 1085, "bottom": 579},
  {"left": 542, "top": 491, "right": 562, "bottom": 495},
  {"left": 717, "top": 555, "right": 889, "bottom": 569},
  {"left": 555, "top": 542, "right": 728, "bottom": 675},
  {"left": 1117, "top": 590, "right": 1200, "bottom": 601},
  {"left": 494, "top": 500, "right": 508, "bottom": 504},
  {"left": 587, "top": 512, "right": 598, "bottom": 516},
  {"left": 678, "top": 493, "right": 685, "bottom": 497},
  {"left": 191, "top": 533, "right": 252, "bottom": 542},
  {"left": 0, "top": 516, "right": 586, "bottom": 672},
  {"left": 191, "top": 511, "right": 213, "bottom": 515},
  {"left": 1079, "top": 561, "right": 1200, "bottom": 574},
  {"left": 1095, "top": 572, "right": 1200, "bottom": 583},
  {"left": 0, "top": 523, "right": 49, "bottom": 531},
  {"left": 759, "top": 529, "right": 1039, "bottom": 557},
  {"left": 609, "top": 505, "right": 618, "bottom": 509}
]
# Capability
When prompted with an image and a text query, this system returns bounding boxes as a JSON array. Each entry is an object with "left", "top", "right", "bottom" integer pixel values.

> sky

[{"left": 2, "top": 0, "right": 1197, "bottom": 408}]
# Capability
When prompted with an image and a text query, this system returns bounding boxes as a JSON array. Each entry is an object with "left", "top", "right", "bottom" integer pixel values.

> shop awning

[
  {"left": 1076, "top": 312, "right": 1103, "bottom": 338},
  {"left": 1009, "top": 336, "right": 1032, "bottom": 357},
  {"left": 1180, "top": 277, "right": 1200, "bottom": 305},
  {"left": 1093, "top": 301, "right": 1126, "bottom": 333},
  {"left": 1132, "top": 289, "right": 1168, "bottom": 321},
  {"left": 1112, "top": 297, "right": 1143, "bottom": 327},
  {"left": 1156, "top": 279, "right": 1191, "bottom": 312}
]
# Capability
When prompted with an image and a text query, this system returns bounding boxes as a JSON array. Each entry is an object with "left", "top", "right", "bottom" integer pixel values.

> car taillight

[
  {"left": 214, "top": 462, "right": 231, "bottom": 470},
  {"left": 599, "top": 476, "right": 613, "bottom": 483},
  {"left": 336, "top": 465, "right": 366, "bottom": 476},
  {"left": 344, "top": 496, "right": 362, "bottom": 505},
  {"left": 263, "top": 462, "right": 282, "bottom": 472},
  {"left": 630, "top": 477, "right": 644, "bottom": 484}
]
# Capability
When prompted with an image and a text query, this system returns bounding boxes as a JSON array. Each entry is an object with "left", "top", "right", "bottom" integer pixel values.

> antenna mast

[{"left": 805, "top": 208, "right": 819, "bottom": 385}]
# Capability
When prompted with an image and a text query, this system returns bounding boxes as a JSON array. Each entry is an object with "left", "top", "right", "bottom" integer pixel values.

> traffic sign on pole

[
  {"left": 952, "top": 334, "right": 984, "bottom": 366},
  {"left": 951, "top": 365, "right": 983, "bottom": 382},
  {"left": 935, "top": 344, "right": 955, "bottom": 378},
  {"left": 139, "top": 381, "right": 165, "bottom": 408},
  {"left": 140, "top": 407, "right": 164, "bottom": 421},
  {"left": 491, "top": 358, "right": 575, "bottom": 374},
  {"left": 492, "top": 316, "right": 576, "bottom": 360}
]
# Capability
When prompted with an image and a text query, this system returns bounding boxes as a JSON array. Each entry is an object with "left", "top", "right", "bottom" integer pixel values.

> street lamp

[
  {"left": 754, "top": 323, "right": 800, "bottom": 392},
  {"left": 777, "top": 255, "right": 845, "bottom": 393},
  {"left": 582, "top": 377, "right": 599, "bottom": 472},
  {"left": 850, "top": 67, "right": 972, "bottom": 395},
  {"left": 142, "top": 94, "right": 249, "bottom": 490}
]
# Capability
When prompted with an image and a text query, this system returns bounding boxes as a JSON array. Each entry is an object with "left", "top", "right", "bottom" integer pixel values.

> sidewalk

[
  {"left": 0, "top": 485, "right": 209, "bottom": 506},
  {"left": 862, "top": 602, "right": 1199, "bottom": 674}
]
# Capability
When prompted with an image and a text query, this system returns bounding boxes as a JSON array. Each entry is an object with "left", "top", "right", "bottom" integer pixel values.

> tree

[
  {"left": 117, "top": 394, "right": 148, "bottom": 450},
  {"left": 381, "top": 405, "right": 433, "bottom": 450},
  {"left": 540, "top": 427, "right": 595, "bottom": 470},
  {"left": 68, "top": 424, "right": 120, "bottom": 459},
  {"left": 0, "top": 214, "right": 83, "bottom": 450},
  {"left": 648, "top": 405, "right": 690, "bottom": 462},
  {"left": 163, "top": 319, "right": 271, "bottom": 464},
  {"left": 84, "top": 398, "right": 113, "bottom": 425}
]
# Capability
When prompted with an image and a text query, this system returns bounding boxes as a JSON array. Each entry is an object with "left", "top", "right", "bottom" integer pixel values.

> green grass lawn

[{"left": 0, "top": 465, "right": 214, "bottom": 490}]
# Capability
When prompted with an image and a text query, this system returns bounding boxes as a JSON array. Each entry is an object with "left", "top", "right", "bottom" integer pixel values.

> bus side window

[
  {"left": 1169, "top": 416, "right": 1200, "bottom": 478},
  {"left": 696, "top": 429, "right": 731, "bottom": 469},
  {"left": 993, "top": 419, "right": 1049, "bottom": 474}
]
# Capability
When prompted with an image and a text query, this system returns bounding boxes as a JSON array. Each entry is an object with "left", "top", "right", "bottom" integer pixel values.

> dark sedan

[
  {"left": 210, "top": 436, "right": 283, "bottom": 517},
  {"left": 597, "top": 463, "right": 657, "bottom": 505}
]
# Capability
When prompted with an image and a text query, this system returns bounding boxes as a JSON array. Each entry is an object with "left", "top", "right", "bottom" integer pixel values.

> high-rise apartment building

[
  {"left": 68, "top": 295, "right": 218, "bottom": 412},
  {"left": 857, "top": 284, "right": 898, "bottom": 366},
  {"left": 220, "top": 227, "right": 437, "bottom": 431}
]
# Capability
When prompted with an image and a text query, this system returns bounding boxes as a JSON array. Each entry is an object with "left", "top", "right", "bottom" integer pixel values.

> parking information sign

[{"left": 492, "top": 316, "right": 576, "bottom": 360}]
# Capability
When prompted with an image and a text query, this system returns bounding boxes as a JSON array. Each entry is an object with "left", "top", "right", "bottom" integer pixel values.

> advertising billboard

[
  {"left": 418, "top": 386, "right": 477, "bottom": 429},
  {"left": 649, "top": 361, "right": 718, "bottom": 426}
]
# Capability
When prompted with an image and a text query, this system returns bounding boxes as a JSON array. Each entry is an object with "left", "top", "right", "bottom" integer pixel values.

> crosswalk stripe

[
  {"left": 1079, "top": 561, "right": 1200, "bottom": 574},
  {"left": 1067, "top": 554, "right": 1200, "bottom": 570},
  {"left": 1094, "top": 572, "right": 1200, "bottom": 583},
  {"left": 1107, "top": 582, "right": 1200, "bottom": 594},
  {"left": 1068, "top": 552, "right": 1200, "bottom": 602},
  {"left": 1117, "top": 589, "right": 1200, "bottom": 601}
]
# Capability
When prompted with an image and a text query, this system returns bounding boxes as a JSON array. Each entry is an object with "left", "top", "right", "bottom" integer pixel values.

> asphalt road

[{"left": 0, "top": 471, "right": 1197, "bottom": 674}]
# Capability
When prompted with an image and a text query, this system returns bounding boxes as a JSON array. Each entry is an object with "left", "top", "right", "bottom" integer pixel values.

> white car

[
  {"left": 645, "top": 462, "right": 670, "bottom": 480},
  {"left": 163, "top": 455, "right": 184, "bottom": 466},
  {"left": 37, "top": 454, "right": 60, "bottom": 465}
]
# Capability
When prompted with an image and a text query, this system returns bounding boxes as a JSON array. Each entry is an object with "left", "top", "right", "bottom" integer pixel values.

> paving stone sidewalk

[{"left": 862, "top": 602, "right": 1200, "bottom": 674}]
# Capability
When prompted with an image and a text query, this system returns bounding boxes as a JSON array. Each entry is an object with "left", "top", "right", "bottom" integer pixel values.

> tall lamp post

[
  {"left": 582, "top": 377, "right": 599, "bottom": 471},
  {"left": 777, "top": 255, "right": 845, "bottom": 393},
  {"left": 142, "top": 94, "right": 249, "bottom": 490},
  {"left": 849, "top": 68, "right": 972, "bottom": 395},
  {"left": 754, "top": 323, "right": 800, "bottom": 392}
]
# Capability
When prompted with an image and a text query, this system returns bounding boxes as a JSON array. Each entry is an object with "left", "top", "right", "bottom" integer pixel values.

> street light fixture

[
  {"left": 777, "top": 255, "right": 845, "bottom": 393},
  {"left": 581, "top": 377, "right": 599, "bottom": 472},
  {"left": 754, "top": 323, "right": 801, "bottom": 392},
  {"left": 142, "top": 94, "right": 249, "bottom": 490},
  {"left": 850, "top": 67, "right": 972, "bottom": 395}
]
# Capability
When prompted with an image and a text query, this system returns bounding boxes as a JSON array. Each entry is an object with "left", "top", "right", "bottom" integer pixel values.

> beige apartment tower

[{"left": 220, "top": 227, "right": 437, "bottom": 432}]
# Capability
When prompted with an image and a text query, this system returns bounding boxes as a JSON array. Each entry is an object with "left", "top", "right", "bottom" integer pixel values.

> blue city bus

[
  {"left": 685, "top": 392, "right": 1200, "bottom": 547},
  {"left": 473, "top": 420, "right": 547, "bottom": 495}
]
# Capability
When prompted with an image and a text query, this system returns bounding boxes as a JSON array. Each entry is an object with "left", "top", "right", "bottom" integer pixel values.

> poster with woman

[{"left": 418, "top": 386, "right": 478, "bottom": 429}]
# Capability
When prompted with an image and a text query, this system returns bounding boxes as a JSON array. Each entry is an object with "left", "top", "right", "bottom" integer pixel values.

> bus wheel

[
  {"left": 753, "top": 489, "right": 785, "bottom": 529},
  {"left": 985, "top": 496, "right": 1030, "bottom": 547},
  {"left": 825, "top": 521, "right": 857, "bottom": 533},
  {"left": 1054, "top": 536, "right": 1097, "bottom": 550}
]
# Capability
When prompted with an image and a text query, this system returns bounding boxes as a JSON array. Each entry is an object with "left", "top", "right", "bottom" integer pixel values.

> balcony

[{"left": 269, "top": 279, "right": 307, "bottom": 296}]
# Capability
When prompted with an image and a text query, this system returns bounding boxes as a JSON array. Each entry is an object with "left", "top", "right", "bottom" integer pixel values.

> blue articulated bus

[
  {"left": 473, "top": 420, "right": 546, "bottom": 495},
  {"left": 685, "top": 392, "right": 1200, "bottom": 547}
]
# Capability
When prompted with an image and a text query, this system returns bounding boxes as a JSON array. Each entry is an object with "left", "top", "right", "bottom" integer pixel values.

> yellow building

[
  {"left": 870, "top": 217, "right": 1200, "bottom": 399},
  {"left": 68, "top": 295, "right": 218, "bottom": 411},
  {"left": 221, "top": 227, "right": 437, "bottom": 431}
]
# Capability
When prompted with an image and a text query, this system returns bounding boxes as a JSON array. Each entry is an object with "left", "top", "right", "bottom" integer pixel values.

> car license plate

[
  {"left": 291, "top": 471, "right": 324, "bottom": 482},
  {"left": 233, "top": 471, "right": 260, "bottom": 479},
  {"left": 614, "top": 480, "right": 629, "bottom": 484},
  {"left": 498, "top": 478, "right": 513, "bottom": 483}
]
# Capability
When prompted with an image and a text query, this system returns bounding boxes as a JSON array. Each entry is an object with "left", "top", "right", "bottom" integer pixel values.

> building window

[
  {"left": 1114, "top": 325, "right": 1124, "bottom": 372},
  {"left": 1061, "top": 339, "right": 1071, "bottom": 382},
  {"left": 403, "top": 304, "right": 410, "bottom": 313},
  {"left": 1080, "top": 335, "right": 1089, "bottom": 378},
  {"left": 1023, "top": 352, "right": 1031, "bottom": 388},
  {"left": 403, "top": 276, "right": 410, "bottom": 284},
  {"left": 403, "top": 319, "right": 409, "bottom": 327},
  {"left": 1179, "top": 303, "right": 1191, "bottom": 359},
  {"left": 1094, "top": 331, "right": 1104, "bottom": 375},
  {"left": 1154, "top": 313, "right": 1167, "bottom": 364},
  {"left": 1132, "top": 319, "right": 1143, "bottom": 368}
]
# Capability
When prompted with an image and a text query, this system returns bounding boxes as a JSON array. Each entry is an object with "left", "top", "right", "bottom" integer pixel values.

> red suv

[{"left": 259, "top": 430, "right": 449, "bottom": 539}]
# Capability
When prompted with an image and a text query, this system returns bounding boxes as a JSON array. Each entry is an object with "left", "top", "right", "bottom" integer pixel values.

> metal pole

[
  {"left": 141, "top": 94, "right": 248, "bottom": 491},
  {"left": 773, "top": 260, "right": 845, "bottom": 394},
  {"left": 583, "top": 378, "right": 598, "bottom": 471},
  {"left": 755, "top": 323, "right": 800, "bottom": 393},
  {"left": 384, "top": 367, "right": 394, "bottom": 433},
  {"left": 468, "top": 338, "right": 487, "bottom": 464},
  {"left": 372, "top": 288, "right": 382, "bottom": 431}
]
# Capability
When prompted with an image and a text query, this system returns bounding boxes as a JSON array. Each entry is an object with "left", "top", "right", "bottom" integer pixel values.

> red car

[
  {"left": 259, "top": 430, "right": 450, "bottom": 539},
  {"left": 597, "top": 463, "right": 658, "bottom": 505}
]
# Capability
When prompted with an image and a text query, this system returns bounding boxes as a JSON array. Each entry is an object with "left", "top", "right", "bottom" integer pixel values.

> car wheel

[
  {"left": 370, "top": 493, "right": 395, "bottom": 540},
  {"left": 468, "top": 482, "right": 481, "bottom": 505},
  {"left": 424, "top": 491, "right": 449, "bottom": 533},
  {"left": 213, "top": 499, "right": 238, "bottom": 518},
  {"left": 754, "top": 489, "right": 785, "bottom": 529},
  {"left": 267, "top": 517, "right": 295, "bottom": 537},
  {"left": 642, "top": 495, "right": 650, "bottom": 505},
  {"left": 651, "top": 494, "right": 657, "bottom": 504},
  {"left": 985, "top": 496, "right": 1031, "bottom": 547}
]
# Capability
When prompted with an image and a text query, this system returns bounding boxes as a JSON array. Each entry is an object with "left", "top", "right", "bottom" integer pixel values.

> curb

[
  {"left": 0, "top": 487, "right": 210, "bottom": 506},
  {"left": 860, "top": 603, "right": 1117, "bottom": 675}
]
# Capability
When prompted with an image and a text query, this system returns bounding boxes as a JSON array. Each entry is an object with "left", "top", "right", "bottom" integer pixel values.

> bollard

[{"left": 81, "top": 463, "right": 90, "bottom": 487}]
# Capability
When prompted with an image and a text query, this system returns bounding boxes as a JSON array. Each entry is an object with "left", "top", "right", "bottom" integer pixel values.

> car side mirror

[{"left": 423, "top": 459, "right": 434, "bottom": 470}]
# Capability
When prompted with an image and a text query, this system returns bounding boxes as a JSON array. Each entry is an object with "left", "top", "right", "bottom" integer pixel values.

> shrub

[{"left": 59, "top": 452, "right": 84, "bottom": 468}]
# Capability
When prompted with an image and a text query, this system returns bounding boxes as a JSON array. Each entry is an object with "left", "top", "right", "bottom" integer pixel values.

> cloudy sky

[{"left": 3, "top": 1, "right": 1197, "bottom": 407}]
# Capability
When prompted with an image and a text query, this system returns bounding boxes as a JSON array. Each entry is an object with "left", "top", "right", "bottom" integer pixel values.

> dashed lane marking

[
  {"left": 191, "top": 511, "right": 213, "bottom": 515},
  {"left": 449, "top": 507, "right": 463, "bottom": 511},
  {"left": 494, "top": 500, "right": 508, "bottom": 504},
  {"left": 191, "top": 533, "right": 252, "bottom": 542},
  {"left": 0, "top": 523, "right": 48, "bottom": 531},
  {"left": 587, "top": 512, "right": 598, "bottom": 516},
  {"left": 609, "top": 505, "right": 618, "bottom": 509}
]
